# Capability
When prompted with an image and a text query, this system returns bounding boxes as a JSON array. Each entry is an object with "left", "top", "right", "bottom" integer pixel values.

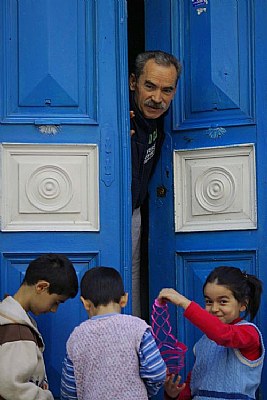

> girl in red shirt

[{"left": 159, "top": 266, "right": 264, "bottom": 400}]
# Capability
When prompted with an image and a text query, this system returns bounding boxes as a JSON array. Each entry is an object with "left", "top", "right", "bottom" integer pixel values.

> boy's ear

[
  {"left": 129, "top": 74, "right": 137, "bottom": 91},
  {"left": 35, "top": 281, "right": 50, "bottom": 293},
  {"left": 80, "top": 296, "right": 93, "bottom": 312},
  {"left": 119, "top": 292, "right": 128, "bottom": 309}
]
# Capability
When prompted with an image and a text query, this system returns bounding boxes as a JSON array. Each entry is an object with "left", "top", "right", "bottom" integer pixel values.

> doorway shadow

[{"left": 127, "top": 0, "right": 150, "bottom": 322}]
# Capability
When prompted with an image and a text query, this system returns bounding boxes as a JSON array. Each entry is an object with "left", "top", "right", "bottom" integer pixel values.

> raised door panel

[
  {"left": 1, "top": 0, "right": 97, "bottom": 124},
  {"left": 172, "top": 0, "right": 255, "bottom": 130}
]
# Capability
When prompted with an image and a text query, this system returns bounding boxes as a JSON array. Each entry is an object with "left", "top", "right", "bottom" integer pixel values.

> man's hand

[{"left": 130, "top": 110, "right": 135, "bottom": 136}]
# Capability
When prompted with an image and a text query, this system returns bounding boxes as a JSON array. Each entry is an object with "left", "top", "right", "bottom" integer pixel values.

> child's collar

[
  {"left": 230, "top": 317, "right": 242, "bottom": 325},
  {"left": 91, "top": 312, "right": 120, "bottom": 320}
]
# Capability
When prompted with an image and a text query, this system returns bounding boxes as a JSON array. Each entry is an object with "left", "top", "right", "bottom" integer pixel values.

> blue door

[
  {"left": 146, "top": 0, "right": 267, "bottom": 397},
  {"left": 0, "top": 0, "right": 130, "bottom": 397}
]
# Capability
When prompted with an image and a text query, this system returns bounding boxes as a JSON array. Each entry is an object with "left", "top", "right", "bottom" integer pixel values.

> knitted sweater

[
  {"left": 67, "top": 314, "right": 150, "bottom": 400},
  {"left": 0, "top": 296, "right": 54, "bottom": 400},
  {"left": 191, "top": 320, "right": 265, "bottom": 399}
]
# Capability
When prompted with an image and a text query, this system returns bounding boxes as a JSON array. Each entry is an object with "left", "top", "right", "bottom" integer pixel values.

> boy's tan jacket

[{"left": 0, "top": 296, "right": 54, "bottom": 400}]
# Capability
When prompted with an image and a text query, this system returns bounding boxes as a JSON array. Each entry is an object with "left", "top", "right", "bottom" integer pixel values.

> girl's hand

[
  {"left": 164, "top": 373, "right": 186, "bottom": 399},
  {"left": 158, "top": 288, "right": 191, "bottom": 310}
]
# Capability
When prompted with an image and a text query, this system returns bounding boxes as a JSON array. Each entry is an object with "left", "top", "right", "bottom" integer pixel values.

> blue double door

[{"left": 1, "top": 0, "right": 267, "bottom": 398}]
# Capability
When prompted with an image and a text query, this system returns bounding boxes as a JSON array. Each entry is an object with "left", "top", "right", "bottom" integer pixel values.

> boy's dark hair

[
  {"left": 203, "top": 266, "right": 263, "bottom": 321},
  {"left": 22, "top": 253, "right": 78, "bottom": 298},
  {"left": 81, "top": 267, "right": 125, "bottom": 307}
]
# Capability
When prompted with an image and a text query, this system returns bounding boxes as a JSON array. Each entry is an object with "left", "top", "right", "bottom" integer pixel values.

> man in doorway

[{"left": 130, "top": 50, "right": 182, "bottom": 317}]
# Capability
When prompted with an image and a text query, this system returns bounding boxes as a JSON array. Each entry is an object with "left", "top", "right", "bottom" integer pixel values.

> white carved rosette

[
  {"left": 195, "top": 166, "right": 236, "bottom": 213},
  {"left": 26, "top": 165, "right": 73, "bottom": 212},
  {"left": 1, "top": 144, "right": 99, "bottom": 231},
  {"left": 173, "top": 145, "right": 256, "bottom": 232}
]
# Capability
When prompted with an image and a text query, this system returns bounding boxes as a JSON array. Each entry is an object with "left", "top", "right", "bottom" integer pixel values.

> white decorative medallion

[
  {"left": 1, "top": 144, "right": 99, "bottom": 231},
  {"left": 173, "top": 144, "right": 256, "bottom": 232}
]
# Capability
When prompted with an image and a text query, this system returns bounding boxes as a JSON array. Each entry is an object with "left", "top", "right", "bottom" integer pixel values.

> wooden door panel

[
  {"left": 146, "top": 1, "right": 266, "bottom": 397},
  {"left": 0, "top": 1, "right": 130, "bottom": 397},
  {"left": 2, "top": 0, "right": 97, "bottom": 124},
  {"left": 173, "top": 0, "right": 254, "bottom": 129}
]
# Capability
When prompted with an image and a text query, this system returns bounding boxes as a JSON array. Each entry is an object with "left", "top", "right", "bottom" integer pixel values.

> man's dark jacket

[{"left": 130, "top": 92, "right": 165, "bottom": 211}]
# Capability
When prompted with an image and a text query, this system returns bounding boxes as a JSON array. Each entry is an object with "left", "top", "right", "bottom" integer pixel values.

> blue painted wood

[
  {"left": 1, "top": 0, "right": 97, "bottom": 124},
  {"left": 146, "top": 0, "right": 267, "bottom": 398},
  {"left": 0, "top": 0, "right": 130, "bottom": 397},
  {"left": 172, "top": 0, "right": 255, "bottom": 130},
  {"left": 171, "top": 0, "right": 255, "bottom": 130}
]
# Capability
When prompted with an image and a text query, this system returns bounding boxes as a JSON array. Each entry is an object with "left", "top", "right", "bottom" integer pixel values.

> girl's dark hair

[
  {"left": 81, "top": 267, "right": 125, "bottom": 307},
  {"left": 203, "top": 266, "right": 263, "bottom": 321},
  {"left": 23, "top": 253, "right": 78, "bottom": 298}
]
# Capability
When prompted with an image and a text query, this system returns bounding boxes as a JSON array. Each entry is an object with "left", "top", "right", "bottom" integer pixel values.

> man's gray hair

[{"left": 134, "top": 50, "right": 182, "bottom": 85}]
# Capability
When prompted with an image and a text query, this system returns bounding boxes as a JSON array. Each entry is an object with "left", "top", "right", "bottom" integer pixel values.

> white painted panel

[
  {"left": 173, "top": 144, "right": 256, "bottom": 232},
  {"left": 1, "top": 144, "right": 99, "bottom": 231}
]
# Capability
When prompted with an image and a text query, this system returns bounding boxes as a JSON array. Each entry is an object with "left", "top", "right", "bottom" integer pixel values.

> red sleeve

[
  {"left": 184, "top": 302, "right": 261, "bottom": 360},
  {"left": 178, "top": 371, "right": 192, "bottom": 400}
]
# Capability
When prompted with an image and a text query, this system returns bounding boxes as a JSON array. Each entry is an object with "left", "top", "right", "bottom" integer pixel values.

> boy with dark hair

[
  {"left": 60, "top": 266, "right": 166, "bottom": 400},
  {"left": 0, "top": 253, "right": 78, "bottom": 400}
]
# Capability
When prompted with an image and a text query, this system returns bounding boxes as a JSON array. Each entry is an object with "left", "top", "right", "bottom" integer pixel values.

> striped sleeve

[
  {"left": 60, "top": 353, "right": 78, "bottom": 400},
  {"left": 139, "top": 328, "right": 167, "bottom": 397}
]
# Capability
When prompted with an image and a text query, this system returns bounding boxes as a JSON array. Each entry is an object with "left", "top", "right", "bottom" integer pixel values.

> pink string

[{"left": 151, "top": 299, "right": 187, "bottom": 374}]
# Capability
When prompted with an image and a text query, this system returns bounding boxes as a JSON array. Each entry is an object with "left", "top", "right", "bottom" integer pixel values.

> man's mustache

[{"left": 144, "top": 100, "right": 167, "bottom": 110}]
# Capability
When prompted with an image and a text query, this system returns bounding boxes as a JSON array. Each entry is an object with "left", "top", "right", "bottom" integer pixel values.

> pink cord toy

[{"left": 151, "top": 299, "right": 187, "bottom": 375}]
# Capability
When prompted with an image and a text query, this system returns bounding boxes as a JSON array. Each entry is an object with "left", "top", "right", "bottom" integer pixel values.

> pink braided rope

[{"left": 151, "top": 299, "right": 187, "bottom": 374}]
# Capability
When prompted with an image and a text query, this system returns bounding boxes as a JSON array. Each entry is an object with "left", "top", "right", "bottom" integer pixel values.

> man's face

[{"left": 130, "top": 59, "right": 178, "bottom": 119}]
